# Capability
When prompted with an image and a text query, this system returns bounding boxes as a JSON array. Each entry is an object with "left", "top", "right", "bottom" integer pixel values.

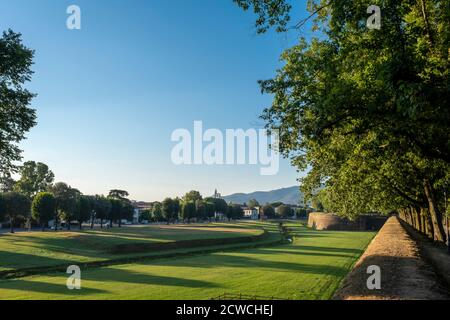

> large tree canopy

[
  {"left": 0, "top": 30, "right": 37, "bottom": 177},
  {"left": 14, "top": 161, "right": 54, "bottom": 197},
  {"left": 236, "top": 0, "right": 450, "bottom": 241}
]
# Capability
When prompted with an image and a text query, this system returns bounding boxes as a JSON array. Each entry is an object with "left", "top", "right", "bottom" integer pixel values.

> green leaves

[
  {"left": 233, "top": 0, "right": 292, "bottom": 33},
  {"left": 0, "top": 30, "right": 37, "bottom": 176},
  {"left": 31, "top": 192, "right": 56, "bottom": 226},
  {"left": 14, "top": 161, "right": 55, "bottom": 197},
  {"left": 240, "top": 0, "right": 450, "bottom": 220}
]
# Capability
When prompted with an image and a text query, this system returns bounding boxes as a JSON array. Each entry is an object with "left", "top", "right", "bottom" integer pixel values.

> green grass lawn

[
  {"left": 0, "top": 222, "right": 264, "bottom": 272},
  {"left": 0, "top": 222, "right": 376, "bottom": 300}
]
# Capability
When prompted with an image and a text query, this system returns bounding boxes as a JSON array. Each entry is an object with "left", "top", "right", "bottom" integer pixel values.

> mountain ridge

[{"left": 222, "top": 186, "right": 302, "bottom": 206}]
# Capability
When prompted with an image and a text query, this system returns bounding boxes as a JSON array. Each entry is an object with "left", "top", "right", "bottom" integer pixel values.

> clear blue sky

[{"left": 1, "top": 0, "right": 310, "bottom": 201}]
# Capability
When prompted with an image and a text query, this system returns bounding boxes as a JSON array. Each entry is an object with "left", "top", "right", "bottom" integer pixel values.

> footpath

[{"left": 334, "top": 217, "right": 450, "bottom": 300}]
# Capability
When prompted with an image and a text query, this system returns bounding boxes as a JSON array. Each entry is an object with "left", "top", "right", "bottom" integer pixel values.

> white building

[{"left": 243, "top": 207, "right": 259, "bottom": 220}]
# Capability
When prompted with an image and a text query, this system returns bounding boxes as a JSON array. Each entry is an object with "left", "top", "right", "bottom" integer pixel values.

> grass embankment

[
  {"left": 0, "top": 222, "right": 375, "bottom": 300},
  {"left": 0, "top": 222, "right": 266, "bottom": 274}
]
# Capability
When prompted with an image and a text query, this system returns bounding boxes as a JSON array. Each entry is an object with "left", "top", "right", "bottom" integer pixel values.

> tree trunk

[
  {"left": 409, "top": 207, "right": 416, "bottom": 229},
  {"left": 42, "top": 223, "right": 45, "bottom": 232},
  {"left": 400, "top": 209, "right": 406, "bottom": 222},
  {"left": 100, "top": 219, "right": 103, "bottom": 229},
  {"left": 405, "top": 208, "right": 411, "bottom": 225},
  {"left": 79, "top": 221, "right": 83, "bottom": 230},
  {"left": 420, "top": 0, "right": 434, "bottom": 45},
  {"left": 423, "top": 207, "right": 434, "bottom": 239},
  {"left": 424, "top": 179, "right": 447, "bottom": 242},
  {"left": 413, "top": 207, "right": 421, "bottom": 231},
  {"left": 10, "top": 217, "right": 14, "bottom": 234},
  {"left": 420, "top": 211, "right": 425, "bottom": 234}
]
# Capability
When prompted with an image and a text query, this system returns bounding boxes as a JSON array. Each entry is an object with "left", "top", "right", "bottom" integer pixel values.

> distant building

[{"left": 243, "top": 207, "right": 259, "bottom": 220}]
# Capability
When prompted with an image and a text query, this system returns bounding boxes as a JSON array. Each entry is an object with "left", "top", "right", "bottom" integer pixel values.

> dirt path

[{"left": 334, "top": 216, "right": 450, "bottom": 300}]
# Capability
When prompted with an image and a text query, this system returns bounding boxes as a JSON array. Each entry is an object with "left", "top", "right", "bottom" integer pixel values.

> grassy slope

[
  {"left": 0, "top": 223, "right": 263, "bottom": 272},
  {"left": 0, "top": 223, "right": 376, "bottom": 300}
]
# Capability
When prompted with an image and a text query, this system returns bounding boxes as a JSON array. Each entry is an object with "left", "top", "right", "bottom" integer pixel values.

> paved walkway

[{"left": 334, "top": 217, "right": 450, "bottom": 300}]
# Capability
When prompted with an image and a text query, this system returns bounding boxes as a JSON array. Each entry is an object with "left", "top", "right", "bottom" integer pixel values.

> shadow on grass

[
  {"left": 241, "top": 247, "right": 361, "bottom": 259},
  {"left": 0, "top": 267, "right": 220, "bottom": 297},
  {"left": 0, "top": 278, "right": 107, "bottom": 296},
  {"left": 0, "top": 251, "right": 79, "bottom": 272},
  {"left": 81, "top": 268, "right": 221, "bottom": 288},
  {"left": 151, "top": 251, "right": 349, "bottom": 277},
  {"left": 1, "top": 224, "right": 264, "bottom": 261}
]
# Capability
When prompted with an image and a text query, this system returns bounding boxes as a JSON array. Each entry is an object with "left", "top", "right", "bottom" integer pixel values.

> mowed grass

[
  {"left": 0, "top": 223, "right": 376, "bottom": 300},
  {"left": 0, "top": 223, "right": 264, "bottom": 272}
]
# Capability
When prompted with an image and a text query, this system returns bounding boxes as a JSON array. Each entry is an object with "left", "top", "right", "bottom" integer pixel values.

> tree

[
  {"left": 271, "top": 202, "right": 283, "bottom": 208},
  {"left": 277, "top": 204, "right": 293, "bottom": 218},
  {"left": 14, "top": 161, "right": 54, "bottom": 198},
  {"left": 31, "top": 192, "right": 55, "bottom": 231},
  {"left": 3, "top": 192, "right": 31, "bottom": 233},
  {"left": 162, "top": 198, "right": 180, "bottom": 224},
  {"left": 49, "top": 182, "right": 79, "bottom": 231},
  {"left": 180, "top": 201, "right": 196, "bottom": 222},
  {"left": 311, "top": 198, "right": 324, "bottom": 213},
  {"left": 227, "top": 204, "right": 244, "bottom": 220},
  {"left": 120, "top": 201, "right": 135, "bottom": 224},
  {"left": 74, "top": 195, "right": 92, "bottom": 230},
  {"left": 139, "top": 209, "right": 152, "bottom": 223},
  {"left": 183, "top": 190, "right": 203, "bottom": 203},
  {"left": 108, "top": 189, "right": 129, "bottom": 201},
  {"left": 205, "top": 197, "right": 228, "bottom": 216},
  {"left": 261, "top": 205, "right": 276, "bottom": 219},
  {"left": 0, "top": 30, "right": 37, "bottom": 177},
  {"left": 93, "top": 195, "right": 111, "bottom": 228},
  {"left": 109, "top": 198, "right": 122, "bottom": 227},
  {"left": 152, "top": 202, "right": 163, "bottom": 222},
  {"left": 108, "top": 189, "right": 131, "bottom": 227},
  {"left": 296, "top": 208, "right": 308, "bottom": 219},
  {"left": 233, "top": 0, "right": 292, "bottom": 34},
  {"left": 248, "top": 199, "right": 260, "bottom": 209},
  {"left": 204, "top": 200, "right": 216, "bottom": 220},
  {"left": 0, "top": 176, "right": 16, "bottom": 193},
  {"left": 195, "top": 200, "right": 207, "bottom": 221},
  {"left": 0, "top": 194, "right": 6, "bottom": 224},
  {"left": 237, "top": 0, "right": 450, "bottom": 242}
]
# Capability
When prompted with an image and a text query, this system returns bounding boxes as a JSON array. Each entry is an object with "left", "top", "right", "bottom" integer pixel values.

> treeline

[
  {"left": 0, "top": 161, "right": 135, "bottom": 232},
  {"left": 245, "top": 199, "right": 308, "bottom": 219},
  {"left": 139, "top": 190, "right": 243, "bottom": 224}
]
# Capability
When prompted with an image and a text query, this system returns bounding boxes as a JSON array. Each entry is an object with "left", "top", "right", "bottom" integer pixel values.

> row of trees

[
  {"left": 0, "top": 160, "right": 135, "bottom": 232},
  {"left": 0, "top": 187, "right": 135, "bottom": 233},
  {"left": 235, "top": 0, "right": 450, "bottom": 243},
  {"left": 140, "top": 190, "right": 244, "bottom": 223},
  {"left": 245, "top": 198, "right": 301, "bottom": 219}
]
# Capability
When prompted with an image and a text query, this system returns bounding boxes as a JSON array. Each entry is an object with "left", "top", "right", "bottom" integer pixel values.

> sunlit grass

[{"left": 0, "top": 222, "right": 375, "bottom": 300}]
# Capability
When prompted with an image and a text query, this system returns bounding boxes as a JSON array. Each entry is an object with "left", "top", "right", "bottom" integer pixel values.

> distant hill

[{"left": 223, "top": 186, "right": 302, "bottom": 206}]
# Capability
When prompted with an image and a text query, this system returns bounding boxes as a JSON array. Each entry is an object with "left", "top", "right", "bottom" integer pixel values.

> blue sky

[{"left": 1, "top": 0, "right": 310, "bottom": 201}]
